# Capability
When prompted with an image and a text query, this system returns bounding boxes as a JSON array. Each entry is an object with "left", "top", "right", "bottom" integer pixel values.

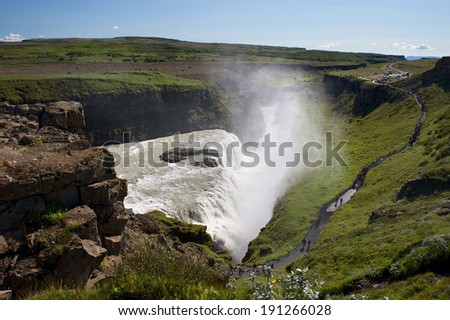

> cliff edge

[{"left": 0, "top": 101, "right": 130, "bottom": 297}]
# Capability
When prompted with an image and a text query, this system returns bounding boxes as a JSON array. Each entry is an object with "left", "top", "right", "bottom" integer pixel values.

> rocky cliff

[
  {"left": 0, "top": 100, "right": 229, "bottom": 298},
  {"left": 80, "top": 88, "right": 232, "bottom": 145},
  {"left": 421, "top": 56, "right": 450, "bottom": 90},
  {"left": 323, "top": 74, "right": 408, "bottom": 116},
  {"left": 0, "top": 101, "right": 130, "bottom": 297}
]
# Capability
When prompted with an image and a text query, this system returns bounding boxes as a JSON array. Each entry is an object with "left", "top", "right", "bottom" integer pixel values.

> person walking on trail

[{"left": 252, "top": 262, "right": 257, "bottom": 272}]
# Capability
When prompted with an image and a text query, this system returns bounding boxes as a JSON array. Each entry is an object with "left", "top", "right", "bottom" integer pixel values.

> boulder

[
  {"left": 85, "top": 255, "right": 122, "bottom": 289},
  {"left": 0, "top": 290, "right": 12, "bottom": 300},
  {"left": 4, "top": 258, "right": 44, "bottom": 296},
  {"left": 203, "top": 157, "right": 220, "bottom": 167},
  {"left": 28, "top": 103, "right": 45, "bottom": 116},
  {"left": 104, "top": 235, "right": 123, "bottom": 255},
  {"left": 75, "top": 149, "right": 115, "bottom": 185},
  {"left": 203, "top": 147, "right": 221, "bottom": 157},
  {"left": 95, "top": 201, "right": 126, "bottom": 222},
  {"left": 97, "top": 204, "right": 131, "bottom": 237},
  {"left": 160, "top": 151, "right": 185, "bottom": 163},
  {"left": 55, "top": 235, "right": 107, "bottom": 288},
  {"left": 40, "top": 101, "right": 85, "bottom": 132},
  {"left": 26, "top": 226, "right": 59, "bottom": 253},
  {"left": 160, "top": 147, "right": 221, "bottom": 164},
  {"left": 80, "top": 178, "right": 127, "bottom": 206},
  {"left": 64, "top": 206, "right": 101, "bottom": 243}
]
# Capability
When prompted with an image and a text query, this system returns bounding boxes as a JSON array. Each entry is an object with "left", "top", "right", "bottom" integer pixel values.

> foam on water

[{"left": 107, "top": 104, "right": 300, "bottom": 261}]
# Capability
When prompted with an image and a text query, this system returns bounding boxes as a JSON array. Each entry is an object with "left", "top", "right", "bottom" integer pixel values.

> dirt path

[
  {"left": 233, "top": 65, "right": 426, "bottom": 275},
  {"left": 388, "top": 62, "right": 406, "bottom": 74}
]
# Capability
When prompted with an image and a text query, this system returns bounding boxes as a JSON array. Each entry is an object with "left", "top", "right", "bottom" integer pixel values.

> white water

[{"left": 108, "top": 104, "right": 301, "bottom": 261}]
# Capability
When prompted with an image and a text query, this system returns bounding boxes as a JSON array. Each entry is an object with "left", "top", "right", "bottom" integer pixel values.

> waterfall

[{"left": 107, "top": 101, "right": 301, "bottom": 261}]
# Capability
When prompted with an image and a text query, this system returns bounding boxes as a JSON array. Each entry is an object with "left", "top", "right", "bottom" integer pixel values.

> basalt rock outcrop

[
  {"left": 0, "top": 101, "right": 87, "bottom": 146},
  {"left": 80, "top": 89, "right": 231, "bottom": 145},
  {"left": 0, "top": 101, "right": 130, "bottom": 297},
  {"left": 323, "top": 74, "right": 407, "bottom": 116},
  {"left": 397, "top": 176, "right": 450, "bottom": 201},
  {"left": 160, "top": 145, "right": 222, "bottom": 167},
  {"left": 422, "top": 56, "right": 450, "bottom": 90}
]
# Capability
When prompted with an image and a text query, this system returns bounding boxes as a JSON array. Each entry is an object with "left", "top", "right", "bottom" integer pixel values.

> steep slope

[
  {"left": 244, "top": 75, "right": 418, "bottom": 263},
  {"left": 251, "top": 58, "right": 450, "bottom": 299}
]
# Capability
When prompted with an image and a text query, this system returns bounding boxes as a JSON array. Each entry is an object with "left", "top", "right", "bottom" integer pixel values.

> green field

[
  {"left": 0, "top": 71, "right": 204, "bottom": 104},
  {"left": 0, "top": 37, "right": 405, "bottom": 104},
  {"left": 0, "top": 37, "right": 404, "bottom": 65}
]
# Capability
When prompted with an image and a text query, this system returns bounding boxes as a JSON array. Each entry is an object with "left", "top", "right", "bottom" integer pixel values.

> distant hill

[
  {"left": 0, "top": 36, "right": 405, "bottom": 65},
  {"left": 406, "top": 56, "right": 441, "bottom": 61}
]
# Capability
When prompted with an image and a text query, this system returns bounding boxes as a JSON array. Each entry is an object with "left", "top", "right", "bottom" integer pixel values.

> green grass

[
  {"left": 286, "top": 83, "right": 450, "bottom": 297},
  {"left": 147, "top": 211, "right": 214, "bottom": 247},
  {"left": 354, "top": 272, "right": 450, "bottom": 299},
  {"left": 245, "top": 84, "right": 419, "bottom": 263},
  {"left": 31, "top": 244, "right": 231, "bottom": 300},
  {"left": 418, "top": 85, "right": 450, "bottom": 161},
  {"left": 26, "top": 202, "right": 68, "bottom": 229},
  {"left": 39, "top": 202, "right": 68, "bottom": 226},
  {"left": 0, "top": 71, "right": 204, "bottom": 103},
  {"left": 244, "top": 164, "right": 353, "bottom": 263},
  {"left": 0, "top": 37, "right": 404, "bottom": 66},
  {"left": 246, "top": 65, "right": 450, "bottom": 298},
  {"left": 328, "top": 63, "right": 391, "bottom": 77},
  {"left": 394, "top": 59, "right": 438, "bottom": 75}
]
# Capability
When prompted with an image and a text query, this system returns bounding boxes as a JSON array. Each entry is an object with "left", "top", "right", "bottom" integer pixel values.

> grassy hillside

[
  {"left": 248, "top": 65, "right": 450, "bottom": 298},
  {"left": 245, "top": 84, "right": 419, "bottom": 263},
  {"left": 0, "top": 71, "right": 204, "bottom": 104}
]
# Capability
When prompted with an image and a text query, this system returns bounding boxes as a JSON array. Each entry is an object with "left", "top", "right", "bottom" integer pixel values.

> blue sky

[{"left": 1, "top": 0, "right": 449, "bottom": 56}]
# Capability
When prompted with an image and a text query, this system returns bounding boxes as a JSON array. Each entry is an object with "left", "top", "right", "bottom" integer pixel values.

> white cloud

[
  {"left": 370, "top": 42, "right": 377, "bottom": 46},
  {"left": 113, "top": 26, "right": 120, "bottom": 30},
  {"left": 416, "top": 44, "right": 432, "bottom": 50},
  {"left": 37, "top": 35, "right": 45, "bottom": 38},
  {"left": 318, "top": 42, "right": 339, "bottom": 49},
  {"left": 0, "top": 33, "right": 24, "bottom": 42},
  {"left": 392, "top": 42, "right": 434, "bottom": 50}
]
